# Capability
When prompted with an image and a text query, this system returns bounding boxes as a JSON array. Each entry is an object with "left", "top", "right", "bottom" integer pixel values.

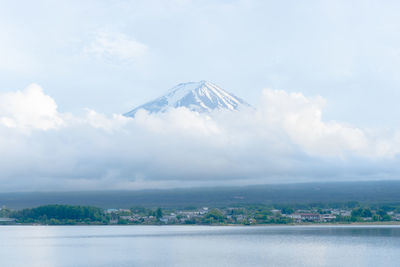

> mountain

[
  {"left": 2, "top": 181, "right": 400, "bottom": 209},
  {"left": 124, "top": 80, "right": 249, "bottom": 117}
]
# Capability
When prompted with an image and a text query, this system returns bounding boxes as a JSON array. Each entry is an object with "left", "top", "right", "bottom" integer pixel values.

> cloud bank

[{"left": 1, "top": 84, "right": 400, "bottom": 191}]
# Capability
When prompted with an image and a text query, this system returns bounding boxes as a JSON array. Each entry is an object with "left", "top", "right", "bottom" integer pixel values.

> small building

[
  {"left": 299, "top": 213, "right": 321, "bottom": 222},
  {"left": 105, "top": 209, "right": 118, "bottom": 214},
  {"left": 340, "top": 210, "right": 351, "bottom": 217},
  {"left": 286, "top": 213, "right": 301, "bottom": 223},
  {"left": 321, "top": 214, "right": 336, "bottom": 222},
  {"left": 286, "top": 213, "right": 321, "bottom": 222},
  {"left": 110, "top": 219, "right": 118, "bottom": 224},
  {"left": 159, "top": 218, "right": 169, "bottom": 224},
  {"left": 392, "top": 214, "right": 400, "bottom": 221}
]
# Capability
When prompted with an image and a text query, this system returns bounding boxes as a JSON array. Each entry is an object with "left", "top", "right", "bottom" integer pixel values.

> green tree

[
  {"left": 204, "top": 209, "right": 224, "bottom": 224},
  {"left": 281, "top": 207, "right": 294, "bottom": 214},
  {"left": 10, "top": 205, "right": 109, "bottom": 224},
  {"left": 156, "top": 208, "right": 163, "bottom": 219},
  {"left": 362, "top": 209, "right": 372, "bottom": 218},
  {"left": 351, "top": 208, "right": 363, "bottom": 217}
]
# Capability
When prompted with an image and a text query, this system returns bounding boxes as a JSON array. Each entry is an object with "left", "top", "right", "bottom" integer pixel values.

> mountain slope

[{"left": 124, "top": 81, "right": 249, "bottom": 117}]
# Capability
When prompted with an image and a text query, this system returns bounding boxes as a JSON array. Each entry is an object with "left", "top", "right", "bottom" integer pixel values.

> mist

[{"left": 0, "top": 83, "right": 399, "bottom": 191}]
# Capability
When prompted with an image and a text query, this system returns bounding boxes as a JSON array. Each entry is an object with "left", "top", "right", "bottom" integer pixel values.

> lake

[{"left": 1, "top": 225, "right": 399, "bottom": 267}]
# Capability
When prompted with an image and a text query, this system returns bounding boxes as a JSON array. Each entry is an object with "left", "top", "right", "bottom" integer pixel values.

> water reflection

[{"left": 1, "top": 225, "right": 399, "bottom": 267}]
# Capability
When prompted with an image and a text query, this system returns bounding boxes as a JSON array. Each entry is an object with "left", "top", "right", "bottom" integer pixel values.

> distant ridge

[
  {"left": 124, "top": 80, "right": 249, "bottom": 117},
  {"left": 2, "top": 181, "right": 400, "bottom": 209}
]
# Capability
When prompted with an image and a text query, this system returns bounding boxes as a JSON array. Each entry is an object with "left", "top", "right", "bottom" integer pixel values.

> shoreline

[{"left": 2, "top": 221, "right": 400, "bottom": 227}]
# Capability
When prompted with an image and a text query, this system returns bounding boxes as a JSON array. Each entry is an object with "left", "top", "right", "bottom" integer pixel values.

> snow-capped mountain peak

[{"left": 124, "top": 81, "right": 249, "bottom": 117}]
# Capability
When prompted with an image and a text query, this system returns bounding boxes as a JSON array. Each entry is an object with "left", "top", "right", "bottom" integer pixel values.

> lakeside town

[
  {"left": 105, "top": 206, "right": 400, "bottom": 225},
  {"left": 2, "top": 204, "right": 400, "bottom": 225}
]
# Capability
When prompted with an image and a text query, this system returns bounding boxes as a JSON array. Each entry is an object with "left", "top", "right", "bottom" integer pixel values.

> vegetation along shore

[{"left": 2, "top": 202, "right": 400, "bottom": 226}]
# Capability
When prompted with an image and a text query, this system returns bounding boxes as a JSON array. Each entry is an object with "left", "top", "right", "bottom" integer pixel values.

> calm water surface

[{"left": 1, "top": 225, "right": 400, "bottom": 267}]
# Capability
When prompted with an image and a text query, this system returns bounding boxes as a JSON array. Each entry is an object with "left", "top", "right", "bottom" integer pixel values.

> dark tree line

[{"left": 11, "top": 205, "right": 109, "bottom": 224}]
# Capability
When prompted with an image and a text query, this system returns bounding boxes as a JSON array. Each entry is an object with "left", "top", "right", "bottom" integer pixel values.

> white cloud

[
  {"left": 0, "top": 84, "right": 63, "bottom": 131},
  {"left": 259, "top": 89, "right": 370, "bottom": 157},
  {"left": 84, "top": 31, "right": 148, "bottom": 63},
  {"left": 133, "top": 108, "right": 220, "bottom": 136},
  {"left": 82, "top": 109, "right": 130, "bottom": 132},
  {"left": 0, "top": 84, "right": 400, "bottom": 191}
]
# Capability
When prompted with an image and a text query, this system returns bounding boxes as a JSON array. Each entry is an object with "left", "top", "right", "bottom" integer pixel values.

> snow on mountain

[{"left": 124, "top": 81, "right": 250, "bottom": 117}]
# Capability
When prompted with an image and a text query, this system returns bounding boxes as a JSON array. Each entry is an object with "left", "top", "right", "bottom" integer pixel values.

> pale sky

[
  {"left": 1, "top": 0, "right": 400, "bottom": 191},
  {"left": 1, "top": 0, "right": 400, "bottom": 126}
]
